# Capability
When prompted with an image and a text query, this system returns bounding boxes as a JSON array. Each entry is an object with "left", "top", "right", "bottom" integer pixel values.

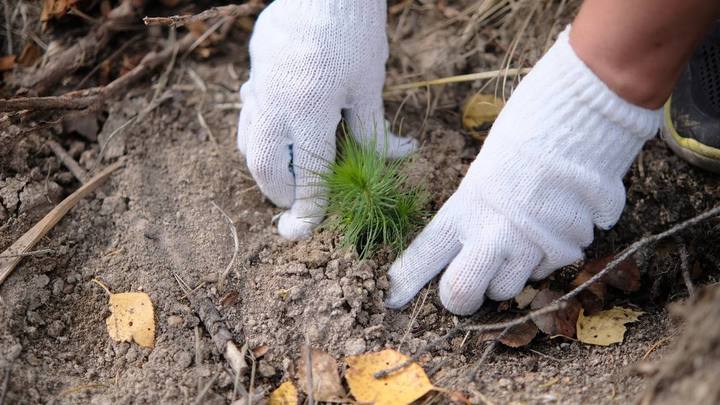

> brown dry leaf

[
  {"left": 104, "top": 289, "right": 156, "bottom": 348},
  {"left": 251, "top": 345, "right": 269, "bottom": 359},
  {"left": 462, "top": 93, "right": 504, "bottom": 141},
  {"left": 576, "top": 307, "right": 643, "bottom": 346},
  {"left": 500, "top": 321, "right": 538, "bottom": 348},
  {"left": 530, "top": 289, "right": 581, "bottom": 337},
  {"left": 41, "top": 0, "right": 79, "bottom": 21},
  {"left": 345, "top": 349, "right": 434, "bottom": 405},
  {"left": 18, "top": 43, "right": 42, "bottom": 67},
  {"left": 570, "top": 270, "right": 607, "bottom": 315},
  {"left": 583, "top": 256, "right": 641, "bottom": 292},
  {"left": 0, "top": 55, "right": 16, "bottom": 72},
  {"left": 296, "top": 347, "right": 345, "bottom": 402},
  {"left": 514, "top": 285, "right": 539, "bottom": 309},
  {"left": 268, "top": 381, "right": 298, "bottom": 405}
]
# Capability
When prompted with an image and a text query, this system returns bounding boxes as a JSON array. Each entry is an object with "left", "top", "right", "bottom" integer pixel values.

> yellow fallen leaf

[
  {"left": 93, "top": 279, "right": 155, "bottom": 348},
  {"left": 269, "top": 381, "right": 298, "bottom": 405},
  {"left": 297, "top": 347, "right": 345, "bottom": 401},
  {"left": 462, "top": 93, "right": 504, "bottom": 141},
  {"left": 345, "top": 349, "right": 433, "bottom": 405},
  {"left": 576, "top": 307, "right": 643, "bottom": 346}
]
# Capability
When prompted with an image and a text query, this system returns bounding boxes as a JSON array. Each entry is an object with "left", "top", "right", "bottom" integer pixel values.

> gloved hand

[
  {"left": 385, "top": 27, "right": 662, "bottom": 315},
  {"left": 237, "top": 0, "right": 417, "bottom": 240}
]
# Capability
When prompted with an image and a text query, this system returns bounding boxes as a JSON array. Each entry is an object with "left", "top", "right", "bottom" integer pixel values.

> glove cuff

[
  {"left": 549, "top": 26, "right": 663, "bottom": 139},
  {"left": 284, "top": 0, "right": 386, "bottom": 20}
]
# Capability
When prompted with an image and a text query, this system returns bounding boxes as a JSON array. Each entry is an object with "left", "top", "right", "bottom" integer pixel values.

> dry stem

[{"left": 143, "top": 1, "right": 264, "bottom": 27}]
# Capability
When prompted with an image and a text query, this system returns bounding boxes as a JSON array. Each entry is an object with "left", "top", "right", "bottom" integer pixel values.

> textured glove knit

[
  {"left": 386, "top": 27, "right": 663, "bottom": 315},
  {"left": 237, "top": 0, "right": 416, "bottom": 240}
]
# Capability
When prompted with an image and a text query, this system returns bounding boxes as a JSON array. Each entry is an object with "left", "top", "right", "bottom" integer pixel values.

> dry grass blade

[
  {"left": 212, "top": 201, "right": 239, "bottom": 290},
  {"left": 384, "top": 68, "right": 531, "bottom": 94},
  {"left": 0, "top": 160, "right": 124, "bottom": 285}
]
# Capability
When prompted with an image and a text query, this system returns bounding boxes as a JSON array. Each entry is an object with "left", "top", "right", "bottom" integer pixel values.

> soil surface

[{"left": 2, "top": 2, "right": 720, "bottom": 404}]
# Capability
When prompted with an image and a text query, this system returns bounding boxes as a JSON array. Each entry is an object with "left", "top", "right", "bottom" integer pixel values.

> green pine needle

[{"left": 321, "top": 131, "right": 427, "bottom": 259}]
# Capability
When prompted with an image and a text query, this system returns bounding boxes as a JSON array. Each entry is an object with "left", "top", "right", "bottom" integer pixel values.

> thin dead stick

[
  {"left": 0, "top": 248, "right": 54, "bottom": 259},
  {"left": 192, "top": 372, "right": 219, "bottom": 405},
  {"left": 173, "top": 273, "right": 248, "bottom": 378},
  {"left": 212, "top": 201, "right": 239, "bottom": 290},
  {"left": 678, "top": 242, "right": 695, "bottom": 298},
  {"left": 0, "top": 367, "right": 9, "bottom": 405},
  {"left": 304, "top": 334, "right": 315, "bottom": 405},
  {"left": 375, "top": 204, "right": 720, "bottom": 379},
  {"left": 143, "top": 1, "right": 264, "bottom": 28},
  {"left": 47, "top": 139, "right": 89, "bottom": 184},
  {"left": 0, "top": 160, "right": 124, "bottom": 285},
  {"left": 383, "top": 67, "right": 531, "bottom": 94}
]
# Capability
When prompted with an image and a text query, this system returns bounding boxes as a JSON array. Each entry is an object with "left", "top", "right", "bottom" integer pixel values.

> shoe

[{"left": 662, "top": 23, "right": 720, "bottom": 173}]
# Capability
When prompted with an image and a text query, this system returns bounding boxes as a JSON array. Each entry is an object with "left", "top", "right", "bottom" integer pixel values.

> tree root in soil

[{"left": 375, "top": 204, "right": 720, "bottom": 380}]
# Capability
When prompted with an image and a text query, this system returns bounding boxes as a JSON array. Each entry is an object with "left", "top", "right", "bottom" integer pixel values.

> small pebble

[
  {"left": 34, "top": 274, "right": 50, "bottom": 288},
  {"left": 344, "top": 337, "right": 367, "bottom": 356},
  {"left": 125, "top": 348, "right": 138, "bottom": 362},
  {"left": 258, "top": 360, "right": 275, "bottom": 378},
  {"left": 47, "top": 320, "right": 65, "bottom": 337},
  {"left": 52, "top": 279, "right": 65, "bottom": 296},
  {"left": 174, "top": 351, "right": 193, "bottom": 369},
  {"left": 167, "top": 315, "right": 184, "bottom": 328}
]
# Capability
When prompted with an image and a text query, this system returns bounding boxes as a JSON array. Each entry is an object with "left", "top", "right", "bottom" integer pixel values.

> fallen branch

[
  {"left": 26, "top": 0, "right": 140, "bottom": 95},
  {"left": 375, "top": 204, "right": 720, "bottom": 379},
  {"left": 0, "top": 160, "right": 124, "bottom": 285},
  {"left": 0, "top": 15, "right": 229, "bottom": 113},
  {"left": 174, "top": 273, "right": 248, "bottom": 378},
  {"left": 143, "top": 1, "right": 264, "bottom": 27}
]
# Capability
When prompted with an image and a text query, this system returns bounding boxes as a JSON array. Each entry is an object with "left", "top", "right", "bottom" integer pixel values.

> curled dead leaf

[
  {"left": 583, "top": 256, "right": 641, "bottom": 292},
  {"left": 296, "top": 347, "right": 345, "bottom": 402},
  {"left": 0, "top": 55, "right": 16, "bottom": 72},
  {"left": 530, "top": 289, "right": 581, "bottom": 338},
  {"left": 345, "top": 349, "right": 433, "bottom": 405}
]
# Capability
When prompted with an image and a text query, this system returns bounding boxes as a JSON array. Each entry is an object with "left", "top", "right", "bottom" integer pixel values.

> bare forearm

[{"left": 571, "top": 0, "right": 720, "bottom": 109}]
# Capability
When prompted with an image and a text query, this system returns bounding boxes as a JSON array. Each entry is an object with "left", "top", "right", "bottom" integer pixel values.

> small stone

[
  {"left": 376, "top": 275, "right": 389, "bottom": 290},
  {"left": 344, "top": 337, "right": 366, "bottom": 356},
  {"left": 125, "top": 347, "right": 138, "bottom": 362},
  {"left": 47, "top": 320, "right": 65, "bottom": 337},
  {"left": 174, "top": 351, "right": 193, "bottom": 369},
  {"left": 66, "top": 273, "right": 81, "bottom": 284},
  {"left": 497, "top": 378, "right": 512, "bottom": 388},
  {"left": 34, "top": 274, "right": 50, "bottom": 288},
  {"left": 167, "top": 315, "right": 184, "bottom": 328},
  {"left": 114, "top": 343, "right": 129, "bottom": 356},
  {"left": 100, "top": 196, "right": 127, "bottom": 216},
  {"left": 258, "top": 360, "right": 275, "bottom": 378},
  {"left": 560, "top": 342, "right": 571, "bottom": 350},
  {"left": 7, "top": 343, "right": 22, "bottom": 361},
  {"left": 26, "top": 311, "right": 44, "bottom": 325},
  {"left": 52, "top": 279, "right": 65, "bottom": 296}
]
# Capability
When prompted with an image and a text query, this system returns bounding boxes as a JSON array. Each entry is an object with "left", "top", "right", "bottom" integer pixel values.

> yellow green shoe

[{"left": 661, "top": 25, "right": 720, "bottom": 173}]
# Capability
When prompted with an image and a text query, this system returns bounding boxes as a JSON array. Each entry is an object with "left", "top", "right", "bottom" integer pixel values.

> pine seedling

[{"left": 321, "top": 129, "right": 427, "bottom": 259}]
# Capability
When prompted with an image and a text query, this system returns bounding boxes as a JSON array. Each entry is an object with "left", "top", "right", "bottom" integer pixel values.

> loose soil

[{"left": 2, "top": 2, "right": 720, "bottom": 404}]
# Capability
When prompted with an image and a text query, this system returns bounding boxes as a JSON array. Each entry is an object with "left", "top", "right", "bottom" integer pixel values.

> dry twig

[
  {"left": 375, "top": 204, "right": 720, "bottom": 379},
  {"left": 0, "top": 160, "right": 124, "bottom": 285},
  {"left": 173, "top": 273, "right": 248, "bottom": 378},
  {"left": 47, "top": 139, "right": 89, "bottom": 183},
  {"left": 143, "top": 1, "right": 264, "bottom": 27},
  {"left": 212, "top": 201, "right": 239, "bottom": 290},
  {"left": 25, "top": 0, "right": 140, "bottom": 95}
]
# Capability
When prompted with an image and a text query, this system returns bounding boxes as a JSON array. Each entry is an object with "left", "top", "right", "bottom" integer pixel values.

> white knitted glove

[
  {"left": 237, "top": 0, "right": 417, "bottom": 240},
  {"left": 386, "top": 28, "right": 662, "bottom": 315}
]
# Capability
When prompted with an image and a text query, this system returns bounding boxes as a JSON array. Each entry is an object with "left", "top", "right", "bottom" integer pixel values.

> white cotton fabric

[
  {"left": 386, "top": 27, "right": 663, "bottom": 315},
  {"left": 237, "top": 0, "right": 417, "bottom": 240}
]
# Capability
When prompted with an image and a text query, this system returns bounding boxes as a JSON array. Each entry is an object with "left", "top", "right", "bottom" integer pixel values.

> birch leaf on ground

[
  {"left": 576, "top": 307, "right": 644, "bottom": 346},
  {"left": 296, "top": 347, "right": 345, "bottom": 402},
  {"left": 105, "top": 291, "right": 156, "bottom": 348},
  {"left": 345, "top": 349, "right": 433, "bottom": 405},
  {"left": 268, "top": 381, "right": 298, "bottom": 405},
  {"left": 462, "top": 93, "right": 504, "bottom": 141}
]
